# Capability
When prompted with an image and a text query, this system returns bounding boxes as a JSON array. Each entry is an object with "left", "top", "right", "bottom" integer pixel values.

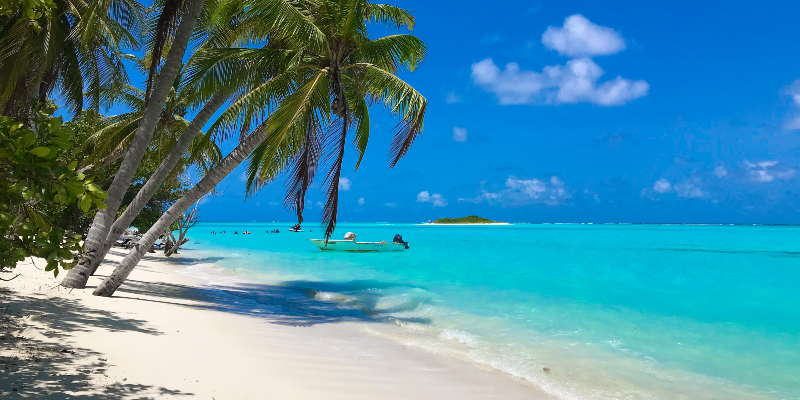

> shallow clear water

[{"left": 182, "top": 223, "right": 800, "bottom": 400}]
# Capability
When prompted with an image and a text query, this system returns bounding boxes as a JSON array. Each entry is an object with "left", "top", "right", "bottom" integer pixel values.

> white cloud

[
  {"left": 445, "top": 92, "right": 461, "bottom": 104},
  {"left": 541, "top": 14, "right": 626, "bottom": 57},
  {"left": 339, "top": 177, "right": 351, "bottom": 191},
  {"left": 583, "top": 189, "right": 601, "bottom": 203},
  {"left": 459, "top": 176, "right": 571, "bottom": 206},
  {"left": 647, "top": 178, "right": 706, "bottom": 199},
  {"left": 674, "top": 180, "right": 706, "bottom": 199},
  {"left": 417, "top": 191, "right": 448, "bottom": 207},
  {"left": 452, "top": 127, "right": 468, "bottom": 142},
  {"left": 358, "top": 197, "right": 365, "bottom": 206},
  {"left": 315, "top": 201, "right": 324, "bottom": 208},
  {"left": 784, "top": 80, "right": 800, "bottom": 130},
  {"left": 714, "top": 165, "right": 728, "bottom": 178},
  {"left": 471, "top": 58, "right": 648, "bottom": 106},
  {"left": 653, "top": 179, "right": 672, "bottom": 193},
  {"left": 384, "top": 202, "right": 397, "bottom": 207},
  {"left": 472, "top": 15, "right": 646, "bottom": 107},
  {"left": 744, "top": 160, "right": 797, "bottom": 183}
]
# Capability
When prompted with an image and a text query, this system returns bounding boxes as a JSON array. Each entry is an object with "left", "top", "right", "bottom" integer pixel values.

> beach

[
  {"left": 0, "top": 249, "right": 553, "bottom": 399},
  {"left": 2, "top": 223, "right": 798, "bottom": 399}
]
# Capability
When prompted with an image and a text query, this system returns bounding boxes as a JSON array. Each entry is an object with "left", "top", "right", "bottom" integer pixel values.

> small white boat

[
  {"left": 310, "top": 239, "right": 407, "bottom": 252},
  {"left": 289, "top": 228, "right": 303, "bottom": 232}
]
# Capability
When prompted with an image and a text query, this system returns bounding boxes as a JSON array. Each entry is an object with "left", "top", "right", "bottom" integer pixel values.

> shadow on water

[
  {"left": 0, "top": 288, "right": 192, "bottom": 399},
  {"left": 96, "top": 249, "right": 434, "bottom": 327},
  {"left": 111, "top": 278, "right": 433, "bottom": 327}
]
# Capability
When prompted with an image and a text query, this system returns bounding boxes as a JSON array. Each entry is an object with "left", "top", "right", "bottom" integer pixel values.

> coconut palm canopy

[
  {"left": 0, "top": 0, "right": 144, "bottom": 118},
  {"left": 189, "top": 0, "right": 428, "bottom": 238}
]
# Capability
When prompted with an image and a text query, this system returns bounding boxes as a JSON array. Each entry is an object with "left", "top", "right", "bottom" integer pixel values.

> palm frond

[
  {"left": 243, "top": 0, "right": 326, "bottom": 54},
  {"left": 346, "top": 84, "right": 369, "bottom": 170},
  {"left": 146, "top": 0, "right": 184, "bottom": 99},
  {"left": 364, "top": 3, "right": 415, "bottom": 31},
  {"left": 207, "top": 69, "right": 299, "bottom": 142},
  {"left": 351, "top": 34, "right": 426, "bottom": 73},
  {"left": 347, "top": 64, "right": 426, "bottom": 167},
  {"left": 319, "top": 116, "right": 347, "bottom": 239},
  {"left": 244, "top": 70, "right": 330, "bottom": 196}
]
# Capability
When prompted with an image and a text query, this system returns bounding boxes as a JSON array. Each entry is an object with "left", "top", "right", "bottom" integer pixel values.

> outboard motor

[{"left": 393, "top": 234, "right": 409, "bottom": 249}]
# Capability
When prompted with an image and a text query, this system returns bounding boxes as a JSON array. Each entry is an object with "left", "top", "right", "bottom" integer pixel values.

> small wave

[
  {"left": 312, "top": 290, "right": 352, "bottom": 303},
  {"left": 440, "top": 328, "right": 479, "bottom": 347}
]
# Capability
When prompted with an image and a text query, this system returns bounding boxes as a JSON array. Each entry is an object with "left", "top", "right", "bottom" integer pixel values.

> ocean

[{"left": 180, "top": 222, "right": 799, "bottom": 400}]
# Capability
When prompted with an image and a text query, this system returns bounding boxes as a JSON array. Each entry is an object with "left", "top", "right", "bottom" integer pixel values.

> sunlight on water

[{"left": 181, "top": 223, "right": 800, "bottom": 400}]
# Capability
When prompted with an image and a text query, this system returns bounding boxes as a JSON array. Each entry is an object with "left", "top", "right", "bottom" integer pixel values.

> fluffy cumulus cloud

[
  {"left": 471, "top": 15, "right": 647, "bottom": 106},
  {"left": 471, "top": 58, "right": 648, "bottom": 106},
  {"left": 541, "top": 14, "right": 626, "bottom": 57},
  {"left": 646, "top": 178, "right": 706, "bottom": 199},
  {"left": 338, "top": 177, "right": 351, "bottom": 191},
  {"left": 744, "top": 160, "right": 797, "bottom": 183},
  {"left": 653, "top": 179, "right": 672, "bottom": 193},
  {"left": 358, "top": 197, "right": 365, "bottom": 206},
  {"left": 459, "top": 176, "right": 571, "bottom": 206},
  {"left": 417, "top": 191, "right": 448, "bottom": 207},
  {"left": 452, "top": 127, "right": 468, "bottom": 142},
  {"left": 714, "top": 165, "right": 728, "bottom": 178}
]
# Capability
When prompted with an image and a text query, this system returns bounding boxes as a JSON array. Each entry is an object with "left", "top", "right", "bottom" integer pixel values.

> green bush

[{"left": 0, "top": 112, "right": 107, "bottom": 276}]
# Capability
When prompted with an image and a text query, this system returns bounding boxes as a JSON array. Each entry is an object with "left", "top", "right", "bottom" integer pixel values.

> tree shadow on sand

[{"left": 0, "top": 289, "right": 192, "bottom": 399}]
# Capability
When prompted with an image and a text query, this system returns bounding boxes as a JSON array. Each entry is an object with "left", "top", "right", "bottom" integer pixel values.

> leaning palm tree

[
  {"left": 58, "top": 0, "right": 208, "bottom": 289},
  {"left": 58, "top": 0, "right": 289, "bottom": 288},
  {"left": 91, "top": 0, "right": 427, "bottom": 297}
]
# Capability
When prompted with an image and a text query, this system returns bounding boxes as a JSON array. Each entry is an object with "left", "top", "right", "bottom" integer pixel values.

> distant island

[{"left": 431, "top": 215, "right": 506, "bottom": 224}]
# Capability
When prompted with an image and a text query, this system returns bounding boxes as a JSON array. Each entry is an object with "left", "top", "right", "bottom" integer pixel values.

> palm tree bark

[
  {"left": 59, "top": 0, "right": 206, "bottom": 289},
  {"left": 93, "top": 125, "right": 269, "bottom": 297},
  {"left": 84, "top": 93, "right": 229, "bottom": 276}
]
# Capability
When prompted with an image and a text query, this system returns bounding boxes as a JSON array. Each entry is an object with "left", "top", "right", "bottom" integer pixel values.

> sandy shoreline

[{"left": 1, "top": 249, "right": 553, "bottom": 399}]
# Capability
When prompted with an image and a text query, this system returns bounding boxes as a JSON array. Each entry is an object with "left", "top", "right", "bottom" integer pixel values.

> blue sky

[{"left": 192, "top": 0, "right": 800, "bottom": 224}]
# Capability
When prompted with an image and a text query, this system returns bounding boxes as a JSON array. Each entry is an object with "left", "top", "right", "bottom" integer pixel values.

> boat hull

[{"left": 309, "top": 239, "right": 406, "bottom": 252}]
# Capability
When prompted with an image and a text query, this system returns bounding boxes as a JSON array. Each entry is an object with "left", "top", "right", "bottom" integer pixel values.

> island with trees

[{"left": 430, "top": 216, "right": 508, "bottom": 225}]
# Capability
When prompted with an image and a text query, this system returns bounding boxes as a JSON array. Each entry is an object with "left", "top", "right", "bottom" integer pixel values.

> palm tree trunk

[
  {"left": 82, "top": 94, "right": 229, "bottom": 276},
  {"left": 93, "top": 125, "right": 270, "bottom": 297},
  {"left": 59, "top": 0, "right": 206, "bottom": 289}
]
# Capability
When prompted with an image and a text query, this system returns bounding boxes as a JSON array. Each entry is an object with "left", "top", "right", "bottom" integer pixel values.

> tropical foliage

[
  {"left": 0, "top": 111, "right": 107, "bottom": 276},
  {"left": 1, "top": 0, "right": 429, "bottom": 296},
  {"left": 0, "top": 0, "right": 142, "bottom": 120},
  {"left": 191, "top": 0, "right": 427, "bottom": 238},
  {"left": 432, "top": 216, "right": 499, "bottom": 224}
]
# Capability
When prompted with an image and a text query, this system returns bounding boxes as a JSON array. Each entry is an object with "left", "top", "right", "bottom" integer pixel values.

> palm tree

[
  {"left": 58, "top": 0, "right": 207, "bottom": 289},
  {"left": 91, "top": 0, "right": 428, "bottom": 297},
  {"left": 0, "top": 0, "right": 143, "bottom": 121},
  {"left": 58, "top": 0, "right": 287, "bottom": 287}
]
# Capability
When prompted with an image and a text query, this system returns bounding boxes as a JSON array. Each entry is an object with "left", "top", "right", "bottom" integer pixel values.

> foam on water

[{"left": 179, "top": 223, "right": 800, "bottom": 400}]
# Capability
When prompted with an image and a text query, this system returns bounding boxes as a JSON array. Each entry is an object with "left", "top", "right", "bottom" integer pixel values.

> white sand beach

[{"left": 0, "top": 250, "right": 553, "bottom": 399}]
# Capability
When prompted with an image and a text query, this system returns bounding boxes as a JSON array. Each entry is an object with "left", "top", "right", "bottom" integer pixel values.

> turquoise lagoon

[{"left": 181, "top": 223, "right": 799, "bottom": 400}]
